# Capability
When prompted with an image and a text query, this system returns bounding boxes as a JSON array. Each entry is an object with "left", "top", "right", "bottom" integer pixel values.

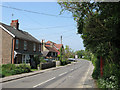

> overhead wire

[{"left": 0, "top": 4, "right": 72, "bottom": 18}]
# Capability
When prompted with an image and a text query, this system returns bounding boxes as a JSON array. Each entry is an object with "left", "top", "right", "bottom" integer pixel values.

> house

[
  {"left": 46, "top": 41, "right": 64, "bottom": 56},
  {"left": 41, "top": 40, "right": 58, "bottom": 60},
  {"left": 0, "top": 20, "right": 42, "bottom": 65},
  {"left": 41, "top": 40, "right": 64, "bottom": 60}
]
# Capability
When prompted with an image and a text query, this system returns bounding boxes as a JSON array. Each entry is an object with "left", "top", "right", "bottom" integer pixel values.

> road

[{"left": 2, "top": 59, "right": 95, "bottom": 88}]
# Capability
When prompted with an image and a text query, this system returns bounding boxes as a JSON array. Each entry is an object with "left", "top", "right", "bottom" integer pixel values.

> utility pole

[
  {"left": 60, "top": 35, "right": 62, "bottom": 62},
  {"left": 12, "top": 13, "right": 14, "bottom": 20},
  {"left": 61, "top": 35, "right": 62, "bottom": 45}
]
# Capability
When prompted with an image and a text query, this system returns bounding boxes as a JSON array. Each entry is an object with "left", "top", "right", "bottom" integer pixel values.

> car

[{"left": 68, "top": 58, "right": 76, "bottom": 62}]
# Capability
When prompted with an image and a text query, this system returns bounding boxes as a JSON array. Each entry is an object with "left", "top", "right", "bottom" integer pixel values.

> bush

[
  {"left": 96, "top": 63, "right": 120, "bottom": 89},
  {"left": 16, "top": 64, "right": 31, "bottom": 73},
  {"left": 97, "top": 76, "right": 119, "bottom": 89},
  {"left": 2, "top": 64, "right": 16, "bottom": 70},
  {"left": 92, "top": 57, "right": 100, "bottom": 79},
  {"left": 61, "top": 60, "right": 68, "bottom": 66},
  {"left": 1, "top": 64, "right": 31, "bottom": 77}
]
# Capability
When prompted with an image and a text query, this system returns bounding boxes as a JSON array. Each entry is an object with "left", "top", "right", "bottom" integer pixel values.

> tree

[
  {"left": 58, "top": 2, "right": 120, "bottom": 64},
  {"left": 75, "top": 50, "right": 85, "bottom": 58},
  {"left": 64, "top": 45, "right": 75, "bottom": 59}
]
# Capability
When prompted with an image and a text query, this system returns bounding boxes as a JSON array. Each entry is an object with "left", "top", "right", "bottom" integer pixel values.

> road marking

[
  {"left": 71, "top": 69, "right": 74, "bottom": 71},
  {"left": 33, "top": 77, "right": 56, "bottom": 88},
  {"left": 59, "top": 72, "right": 67, "bottom": 76}
]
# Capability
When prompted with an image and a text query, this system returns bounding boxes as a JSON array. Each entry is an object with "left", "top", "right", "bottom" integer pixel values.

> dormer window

[
  {"left": 15, "top": 39, "right": 19, "bottom": 49},
  {"left": 24, "top": 41, "right": 27, "bottom": 50},
  {"left": 33, "top": 43, "right": 36, "bottom": 51}
]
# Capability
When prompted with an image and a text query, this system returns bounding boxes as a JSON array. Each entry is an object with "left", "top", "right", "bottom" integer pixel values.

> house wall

[
  {"left": 15, "top": 38, "right": 40, "bottom": 54},
  {"left": 1, "top": 28, "right": 13, "bottom": 64}
]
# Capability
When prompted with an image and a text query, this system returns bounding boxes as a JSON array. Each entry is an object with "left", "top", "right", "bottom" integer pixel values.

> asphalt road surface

[{"left": 2, "top": 59, "right": 95, "bottom": 88}]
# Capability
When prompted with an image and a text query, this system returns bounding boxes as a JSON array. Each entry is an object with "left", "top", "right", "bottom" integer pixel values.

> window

[
  {"left": 39, "top": 44, "right": 41, "bottom": 52},
  {"left": 22, "top": 55, "right": 25, "bottom": 63},
  {"left": 33, "top": 43, "right": 36, "bottom": 51},
  {"left": 22, "top": 54, "right": 30, "bottom": 64},
  {"left": 15, "top": 39, "right": 19, "bottom": 49},
  {"left": 24, "top": 41, "right": 27, "bottom": 50}
]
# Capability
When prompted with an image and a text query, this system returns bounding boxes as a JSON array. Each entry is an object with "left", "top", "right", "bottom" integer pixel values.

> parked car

[{"left": 68, "top": 58, "right": 76, "bottom": 62}]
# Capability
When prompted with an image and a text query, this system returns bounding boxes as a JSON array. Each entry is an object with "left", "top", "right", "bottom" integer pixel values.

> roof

[
  {"left": 46, "top": 41, "right": 63, "bottom": 50},
  {"left": 15, "top": 50, "right": 42, "bottom": 55},
  {"left": 54, "top": 44, "right": 63, "bottom": 50},
  {"left": 46, "top": 41, "right": 55, "bottom": 44},
  {"left": 45, "top": 41, "right": 63, "bottom": 55},
  {"left": 0, "top": 22, "right": 40, "bottom": 43},
  {"left": 45, "top": 46, "right": 57, "bottom": 52}
]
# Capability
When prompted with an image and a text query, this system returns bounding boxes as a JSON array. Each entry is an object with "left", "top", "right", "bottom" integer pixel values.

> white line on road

[
  {"left": 59, "top": 72, "right": 67, "bottom": 76},
  {"left": 33, "top": 77, "right": 56, "bottom": 88}
]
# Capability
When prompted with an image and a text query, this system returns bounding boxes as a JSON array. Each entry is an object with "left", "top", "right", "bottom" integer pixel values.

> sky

[{"left": 1, "top": 2, "right": 85, "bottom": 51}]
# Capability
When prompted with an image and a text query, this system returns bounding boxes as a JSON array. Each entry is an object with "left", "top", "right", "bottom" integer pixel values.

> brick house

[
  {"left": 0, "top": 20, "right": 42, "bottom": 65},
  {"left": 41, "top": 40, "right": 58, "bottom": 60},
  {"left": 41, "top": 40, "right": 64, "bottom": 60},
  {"left": 46, "top": 41, "right": 64, "bottom": 56}
]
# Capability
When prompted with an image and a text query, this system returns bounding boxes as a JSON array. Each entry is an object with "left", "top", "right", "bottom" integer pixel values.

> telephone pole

[
  {"left": 61, "top": 35, "right": 62, "bottom": 44},
  {"left": 12, "top": 13, "right": 14, "bottom": 20},
  {"left": 60, "top": 35, "right": 62, "bottom": 62}
]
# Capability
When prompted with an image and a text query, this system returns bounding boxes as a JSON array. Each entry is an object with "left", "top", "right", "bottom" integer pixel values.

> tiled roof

[
  {"left": 45, "top": 46, "right": 57, "bottom": 52},
  {"left": 54, "top": 44, "right": 63, "bottom": 50},
  {"left": 45, "top": 41, "right": 63, "bottom": 55},
  {"left": 0, "top": 22, "right": 40, "bottom": 43}
]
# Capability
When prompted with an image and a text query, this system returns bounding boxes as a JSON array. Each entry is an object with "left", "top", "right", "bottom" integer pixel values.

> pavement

[{"left": 1, "top": 59, "right": 97, "bottom": 88}]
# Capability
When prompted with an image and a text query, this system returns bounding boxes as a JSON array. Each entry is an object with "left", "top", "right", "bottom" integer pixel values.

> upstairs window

[
  {"left": 15, "top": 39, "right": 19, "bottom": 49},
  {"left": 24, "top": 41, "right": 27, "bottom": 50},
  {"left": 33, "top": 43, "right": 36, "bottom": 51}
]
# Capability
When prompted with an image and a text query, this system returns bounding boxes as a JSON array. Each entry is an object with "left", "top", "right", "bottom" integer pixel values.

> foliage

[
  {"left": 64, "top": 45, "right": 75, "bottom": 59},
  {"left": 40, "top": 57, "right": 47, "bottom": 63},
  {"left": 61, "top": 59, "right": 70, "bottom": 66},
  {"left": 92, "top": 56, "right": 100, "bottom": 79},
  {"left": 33, "top": 55, "right": 40, "bottom": 68},
  {"left": 0, "top": 64, "right": 31, "bottom": 77},
  {"left": 97, "top": 63, "right": 120, "bottom": 89},
  {"left": 97, "top": 76, "right": 119, "bottom": 89},
  {"left": 59, "top": 47, "right": 63, "bottom": 61},
  {"left": 75, "top": 50, "right": 84, "bottom": 58},
  {"left": 58, "top": 2, "right": 120, "bottom": 88},
  {"left": 58, "top": 2, "right": 120, "bottom": 63}
]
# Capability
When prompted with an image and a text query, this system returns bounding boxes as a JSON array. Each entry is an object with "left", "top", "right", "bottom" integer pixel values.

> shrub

[
  {"left": 97, "top": 63, "right": 120, "bottom": 89},
  {"left": 16, "top": 64, "right": 31, "bottom": 73},
  {"left": 92, "top": 57, "right": 100, "bottom": 79},
  {"left": 1, "top": 64, "right": 31, "bottom": 77},
  {"left": 97, "top": 76, "right": 119, "bottom": 89},
  {"left": 2, "top": 64, "right": 16, "bottom": 70},
  {"left": 61, "top": 60, "right": 67, "bottom": 66}
]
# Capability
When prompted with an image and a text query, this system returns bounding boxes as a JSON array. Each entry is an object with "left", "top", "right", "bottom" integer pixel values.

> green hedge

[
  {"left": 97, "top": 63, "right": 120, "bottom": 89},
  {"left": 0, "top": 64, "right": 31, "bottom": 78}
]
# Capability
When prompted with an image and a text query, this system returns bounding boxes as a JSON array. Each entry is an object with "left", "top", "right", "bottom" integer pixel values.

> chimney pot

[{"left": 10, "top": 19, "right": 19, "bottom": 29}]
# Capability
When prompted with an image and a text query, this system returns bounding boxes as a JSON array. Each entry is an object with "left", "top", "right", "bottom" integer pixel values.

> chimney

[
  {"left": 41, "top": 39, "right": 45, "bottom": 51},
  {"left": 10, "top": 19, "right": 19, "bottom": 29}
]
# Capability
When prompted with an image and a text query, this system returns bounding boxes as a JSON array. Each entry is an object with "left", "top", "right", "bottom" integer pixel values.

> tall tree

[{"left": 58, "top": 2, "right": 120, "bottom": 64}]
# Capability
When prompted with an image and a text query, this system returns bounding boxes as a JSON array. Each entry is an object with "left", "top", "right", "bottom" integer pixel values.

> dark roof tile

[{"left": 0, "top": 22, "right": 40, "bottom": 43}]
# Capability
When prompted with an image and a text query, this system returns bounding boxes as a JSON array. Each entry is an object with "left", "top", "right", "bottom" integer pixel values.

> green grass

[{"left": 31, "top": 69, "right": 38, "bottom": 72}]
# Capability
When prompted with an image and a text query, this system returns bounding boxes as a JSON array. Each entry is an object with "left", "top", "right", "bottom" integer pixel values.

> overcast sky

[{"left": 1, "top": 2, "right": 85, "bottom": 51}]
